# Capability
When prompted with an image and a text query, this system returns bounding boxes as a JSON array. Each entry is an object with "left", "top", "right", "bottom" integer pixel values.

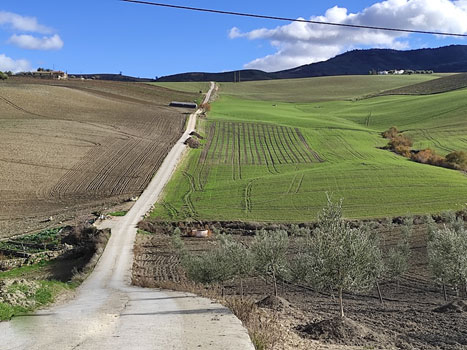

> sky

[{"left": 0, "top": 0, "right": 466, "bottom": 78}]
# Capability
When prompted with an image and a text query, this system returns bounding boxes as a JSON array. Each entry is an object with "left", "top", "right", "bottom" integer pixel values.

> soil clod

[
  {"left": 256, "top": 295, "right": 291, "bottom": 311},
  {"left": 433, "top": 300, "right": 467, "bottom": 313},
  {"left": 297, "top": 316, "right": 381, "bottom": 346}
]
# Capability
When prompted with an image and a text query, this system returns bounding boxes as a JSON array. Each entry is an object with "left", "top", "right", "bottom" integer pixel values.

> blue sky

[{"left": 0, "top": 0, "right": 466, "bottom": 77}]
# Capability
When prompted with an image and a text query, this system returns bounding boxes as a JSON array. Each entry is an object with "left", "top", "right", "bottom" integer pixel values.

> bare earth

[{"left": 0, "top": 77, "right": 195, "bottom": 237}]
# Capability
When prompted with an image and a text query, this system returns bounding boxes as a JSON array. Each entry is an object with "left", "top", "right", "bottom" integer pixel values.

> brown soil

[
  {"left": 132, "top": 218, "right": 467, "bottom": 350},
  {"left": 0, "top": 77, "right": 197, "bottom": 238}
]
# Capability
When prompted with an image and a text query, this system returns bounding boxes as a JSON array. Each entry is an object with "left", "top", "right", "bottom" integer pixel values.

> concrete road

[{"left": 0, "top": 82, "right": 254, "bottom": 350}]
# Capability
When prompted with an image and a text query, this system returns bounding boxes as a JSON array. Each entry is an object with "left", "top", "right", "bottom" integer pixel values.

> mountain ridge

[{"left": 156, "top": 45, "right": 467, "bottom": 82}]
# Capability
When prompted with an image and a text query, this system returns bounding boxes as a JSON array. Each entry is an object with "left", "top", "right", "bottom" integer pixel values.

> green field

[
  {"left": 152, "top": 76, "right": 467, "bottom": 222},
  {"left": 218, "top": 75, "right": 447, "bottom": 103}
]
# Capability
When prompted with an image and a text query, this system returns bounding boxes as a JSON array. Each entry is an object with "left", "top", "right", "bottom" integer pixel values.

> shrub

[
  {"left": 388, "top": 134, "right": 413, "bottom": 150},
  {"left": 394, "top": 145, "right": 412, "bottom": 157},
  {"left": 411, "top": 149, "right": 445, "bottom": 167},
  {"left": 445, "top": 150, "right": 467, "bottom": 170},
  {"left": 200, "top": 103, "right": 211, "bottom": 112},
  {"left": 0, "top": 71, "right": 8, "bottom": 80},
  {"left": 382, "top": 126, "right": 399, "bottom": 139}
]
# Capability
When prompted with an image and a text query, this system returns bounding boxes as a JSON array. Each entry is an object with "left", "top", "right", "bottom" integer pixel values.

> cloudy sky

[{"left": 0, "top": 0, "right": 466, "bottom": 76}]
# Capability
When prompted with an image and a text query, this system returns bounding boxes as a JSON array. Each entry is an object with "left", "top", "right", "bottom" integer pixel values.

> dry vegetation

[{"left": 0, "top": 77, "right": 197, "bottom": 237}]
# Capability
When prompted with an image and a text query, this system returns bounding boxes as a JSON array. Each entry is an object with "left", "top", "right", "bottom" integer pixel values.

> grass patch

[
  {"left": 108, "top": 210, "right": 128, "bottom": 217},
  {"left": 0, "top": 261, "right": 50, "bottom": 279},
  {"left": 0, "top": 278, "right": 73, "bottom": 321}
]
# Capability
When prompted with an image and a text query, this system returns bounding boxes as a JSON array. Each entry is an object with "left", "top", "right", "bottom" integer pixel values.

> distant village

[{"left": 369, "top": 69, "right": 434, "bottom": 75}]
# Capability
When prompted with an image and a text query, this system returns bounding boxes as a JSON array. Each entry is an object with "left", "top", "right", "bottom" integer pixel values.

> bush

[
  {"left": 445, "top": 151, "right": 467, "bottom": 170},
  {"left": 0, "top": 71, "right": 8, "bottom": 80},
  {"left": 382, "top": 126, "right": 399, "bottom": 139},
  {"left": 410, "top": 149, "right": 446, "bottom": 167},
  {"left": 388, "top": 134, "right": 413, "bottom": 150},
  {"left": 200, "top": 103, "right": 211, "bottom": 112}
]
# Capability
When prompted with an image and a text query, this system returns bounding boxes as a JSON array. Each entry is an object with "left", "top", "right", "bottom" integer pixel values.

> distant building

[{"left": 169, "top": 101, "right": 197, "bottom": 109}]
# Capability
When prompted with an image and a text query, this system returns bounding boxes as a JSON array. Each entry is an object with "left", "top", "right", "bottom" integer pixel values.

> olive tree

[
  {"left": 386, "top": 222, "right": 412, "bottom": 283},
  {"left": 171, "top": 230, "right": 234, "bottom": 289},
  {"left": 428, "top": 224, "right": 467, "bottom": 299},
  {"left": 293, "top": 197, "right": 384, "bottom": 318},
  {"left": 219, "top": 235, "right": 254, "bottom": 298},
  {"left": 251, "top": 229, "right": 289, "bottom": 297}
]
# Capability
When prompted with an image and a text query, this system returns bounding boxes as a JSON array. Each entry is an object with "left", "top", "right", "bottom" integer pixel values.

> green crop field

[
  {"left": 218, "top": 75, "right": 447, "bottom": 103},
  {"left": 152, "top": 76, "right": 467, "bottom": 222}
]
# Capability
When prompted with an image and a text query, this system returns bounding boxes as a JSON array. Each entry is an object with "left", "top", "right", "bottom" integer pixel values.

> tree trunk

[
  {"left": 376, "top": 282, "right": 384, "bottom": 304},
  {"left": 240, "top": 278, "right": 244, "bottom": 300},
  {"left": 273, "top": 270, "right": 278, "bottom": 297},
  {"left": 460, "top": 284, "right": 467, "bottom": 299},
  {"left": 339, "top": 287, "right": 344, "bottom": 318},
  {"left": 442, "top": 284, "right": 448, "bottom": 302}
]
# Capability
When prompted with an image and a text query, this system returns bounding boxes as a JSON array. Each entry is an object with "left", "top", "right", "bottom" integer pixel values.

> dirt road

[{"left": 0, "top": 82, "right": 254, "bottom": 349}]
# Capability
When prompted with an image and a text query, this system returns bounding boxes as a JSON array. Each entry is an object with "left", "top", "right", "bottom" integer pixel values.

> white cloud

[
  {"left": 0, "top": 11, "right": 52, "bottom": 34},
  {"left": 8, "top": 34, "right": 64, "bottom": 50},
  {"left": 0, "top": 54, "right": 31, "bottom": 73},
  {"left": 230, "top": 0, "right": 467, "bottom": 72}
]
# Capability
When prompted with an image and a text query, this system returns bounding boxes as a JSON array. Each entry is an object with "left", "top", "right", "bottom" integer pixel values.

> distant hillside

[
  {"left": 70, "top": 74, "right": 156, "bottom": 82},
  {"left": 156, "top": 45, "right": 467, "bottom": 82}
]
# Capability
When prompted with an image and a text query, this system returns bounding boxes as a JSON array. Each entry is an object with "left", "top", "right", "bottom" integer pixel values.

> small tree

[
  {"left": 219, "top": 235, "right": 254, "bottom": 298},
  {"left": 388, "top": 220, "right": 411, "bottom": 280},
  {"left": 385, "top": 221, "right": 411, "bottom": 292},
  {"left": 294, "top": 196, "right": 384, "bottom": 318},
  {"left": 251, "top": 229, "right": 289, "bottom": 297},
  {"left": 428, "top": 224, "right": 467, "bottom": 299}
]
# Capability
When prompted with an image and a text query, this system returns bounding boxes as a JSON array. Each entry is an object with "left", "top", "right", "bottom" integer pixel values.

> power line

[{"left": 121, "top": 0, "right": 467, "bottom": 38}]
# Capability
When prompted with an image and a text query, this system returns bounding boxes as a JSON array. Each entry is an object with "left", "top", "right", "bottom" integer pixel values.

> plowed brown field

[{"left": 0, "top": 77, "right": 197, "bottom": 237}]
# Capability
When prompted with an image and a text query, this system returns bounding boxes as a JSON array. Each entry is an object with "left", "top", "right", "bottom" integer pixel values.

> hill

[{"left": 156, "top": 45, "right": 467, "bottom": 82}]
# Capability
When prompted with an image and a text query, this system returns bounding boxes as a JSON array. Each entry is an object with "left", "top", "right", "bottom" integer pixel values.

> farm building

[
  {"left": 169, "top": 101, "right": 197, "bottom": 109},
  {"left": 18, "top": 70, "right": 68, "bottom": 80}
]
